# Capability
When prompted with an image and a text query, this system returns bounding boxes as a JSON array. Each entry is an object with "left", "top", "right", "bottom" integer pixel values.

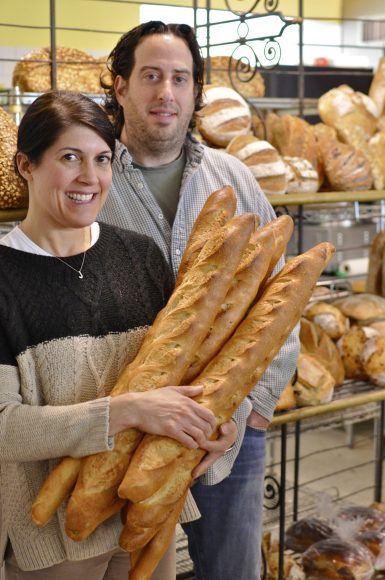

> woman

[{"left": 0, "top": 91, "right": 232, "bottom": 579}]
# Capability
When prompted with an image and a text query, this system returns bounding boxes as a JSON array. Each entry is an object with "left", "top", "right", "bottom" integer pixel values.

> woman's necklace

[{"left": 53, "top": 252, "right": 87, "bottom": 279}]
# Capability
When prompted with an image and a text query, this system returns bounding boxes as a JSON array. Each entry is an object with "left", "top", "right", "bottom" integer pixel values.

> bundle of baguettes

[
  {"left": 32, "top": 187, "right": 256, "bottom": 539},
  {"left": 118, "top": 241, "right": 335, "bottom": 579}
]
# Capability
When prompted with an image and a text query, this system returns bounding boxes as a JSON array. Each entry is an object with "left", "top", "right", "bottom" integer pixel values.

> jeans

[{"left": 182, "top": 426, "right": 266, "bottom": 580}]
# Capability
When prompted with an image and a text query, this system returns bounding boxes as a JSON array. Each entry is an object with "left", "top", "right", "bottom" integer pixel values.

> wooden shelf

[
  {"left": 267, "top": 190, "right": 385, "bottom": 207},
  {"left": 0, "top": 208, "right": 27, "bottom": 222}
]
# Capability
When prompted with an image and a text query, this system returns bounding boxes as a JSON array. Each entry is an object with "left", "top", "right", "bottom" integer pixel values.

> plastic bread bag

[
  {"left": 302, "top": 537, "right": 375, "bottom": 579},
  {"left": 334, "top": 505, "right": 385, "bottom": 532},
  {"left": 285, "top": 516, "right": 335, "bottom": 553}
]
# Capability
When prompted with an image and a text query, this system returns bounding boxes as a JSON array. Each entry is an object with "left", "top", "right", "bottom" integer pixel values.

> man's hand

[
  {"left": 246, "top": 409, "right": 269, "bottom": 429},
  {"left": 192, "top": 419, "right": 238, "bottom": 479}
]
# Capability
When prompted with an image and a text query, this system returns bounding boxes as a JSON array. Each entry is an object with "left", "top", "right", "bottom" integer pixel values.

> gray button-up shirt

[{"left": 99, "top": 134, "right": 299, "bottom": 484}]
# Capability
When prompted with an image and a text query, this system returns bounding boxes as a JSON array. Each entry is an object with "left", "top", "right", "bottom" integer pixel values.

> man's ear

[
  {"left": 114, "top": 75, "right": 128, "bottom": 106},
  {"left": 16, "top": 152, "right": 33, "bottom": 181}
]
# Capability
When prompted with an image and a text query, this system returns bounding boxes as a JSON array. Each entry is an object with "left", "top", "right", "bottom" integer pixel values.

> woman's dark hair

[
  {"left": 102, "top": 21, "right": 204, "bottom": 135},
  {"left": 16, "top": 90, "right": 115, "bottom": 175}
]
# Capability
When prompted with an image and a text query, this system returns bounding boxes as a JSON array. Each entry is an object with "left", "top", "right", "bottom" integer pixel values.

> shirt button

[
  {"left": 175, "top": 249, "right": 181, "bottom": 256},
  {"left": 137, "top": 182, "right": 144, "bottom": 189},
  {"left": 158, "top": 213, "right": 163, "bottom": 220}
]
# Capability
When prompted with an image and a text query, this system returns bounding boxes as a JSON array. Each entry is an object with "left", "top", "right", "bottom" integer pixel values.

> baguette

[
  {"left": 118, "top": 242, "right": 335, "bottom": 526},
  {"left": 31, "top": 457, "right": 81, "bottom": 526},
  {"left": 127, "top": 492, "right": 188, "bottom": 580},
  {"left": 181, "top": 215, "right": 294, "bottom": 383},
  {"left": 64, "top": 213, "right": 256, "bottom": 541},
  {"left": 175, "top": 185, "right": 237, "bottom": 286}
]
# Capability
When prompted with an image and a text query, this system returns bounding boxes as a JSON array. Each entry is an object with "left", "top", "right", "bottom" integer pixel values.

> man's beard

[{"left": 125, "top": 105, "right": 192, "bottom": 156}]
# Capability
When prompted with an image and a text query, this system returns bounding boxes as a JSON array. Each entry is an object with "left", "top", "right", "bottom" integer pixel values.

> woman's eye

[
  {"left": 63, "top": 153, "right": 77, "bottom": 161},
  {"left": 97, "top": 154, "right": 112, "bottom": 164}
]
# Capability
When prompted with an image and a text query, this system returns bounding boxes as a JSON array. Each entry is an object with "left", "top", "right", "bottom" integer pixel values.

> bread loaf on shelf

[
  {"left": 265, "top": 112, "right": 320, "bottom": 179},
  {"left": 293, "top": 352, "right": 335, "bottom": 407},
  {"left": 369, "top": 56, "right": 385, "bottom": 117},
  {"left": 337, "top": 325, "right": 379, "bottom": 379},
  {"left": 196, "top": 85, "right": 252, "bottom": 147},
  {"left": 334, "top": 293, "right": 385, "bottom": 320},
  {"left": 360, "top": 334, "right": 385, "bottom": 387},
  {"left": 226, "top": 135, "right": 288, "bottom": 195},
  {"left": 117, "top": 242, "right": 335, "bottom": 545},
  {"left": 300, "top": 318, "right": 345, "bottom": 385},
  {"left": 318, "top": 84, "right": 379, "bottom": 141},
  {"left": 63, "top": 212, "right": 256, "bottom": 542},
  {"left": 204, "top": 56, "right": 265, "bottom": 99},
  {"left": 283, "top": 156, "right": 319, "bottom": 194},
  {"left": 12, "top": 47, "right": 105, "bottom": 93},
  {"left": 367, "top": 231, "right": 385, "bottom": 296},
  {"left": 0, "top": 106, "right": 28, "bottom": 209},
  {"left": 304, "top": 301, "right": 349, "bottom": 340}
]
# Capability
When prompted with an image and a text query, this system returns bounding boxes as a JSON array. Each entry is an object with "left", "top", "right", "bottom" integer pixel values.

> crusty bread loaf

[
  {"left": 318, "top": 84, "right": 379, "bottom": 141},
  {"left": 175, "top": 185, "right": 237, "bottom": 286},
  {"left": 283, "top": 156, "right": 319, "bottom": 194},
  {"left": 275, "top": 381, "right": 297, "bottom": 412},
  {"left": 369, "top": 56, "right": 385, "bottom": 117},
  {"left": 265, "top": 112, "right": 320, "bottom": 179},
  {"left": 360, "top": 334, "right": 385, "bottom": 387},
  {"left": 64, "top": 213, "right": 256, "bottom": 542},
  {"left": 293, "top": 352, "right": 335, "bottom": 407},
  {"left": 368, "top": 131, "right": 385, "bottom": 191},
  {"left": 334, "top": 293, "right": 385, "bottom": 320},
  {"left": 196, "top": 85, "right": 252, "bottom": 147},
  {"left": 314, "top": 125, "right": 373, "bottom": 192},
  {"left": 12, "top": 47, "right": 105, "bottom": 93},
  {"left": 204, "top": 56, "right": 265, "bottom": 99},
  {"left": 0, "top": 106, "right": 28, "bottom": 209},
  {"left": 367, "top": 231, "right": 385, "bottom": 295},
  {"left": 300, "top": 317, "right": 345, "bottom": 385},
  {"left": 226, "top": 135, "right": 288, "bottom": 194},
  {"left": 182, "top": 214, "right": 294, "bottom": 383},
  {"left": 304, "top": 301, "right": 349, "bottom": 340},
  {"left": 337, "top": 325, "right": 379, "bottom": 379},
  {"left": 118, "top": 241, "right": 335, "bottom": 522}
]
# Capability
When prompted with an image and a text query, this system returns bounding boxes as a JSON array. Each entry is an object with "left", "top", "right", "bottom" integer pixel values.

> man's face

[{"left": 114, "top": 33, "right": 196, "bottom": 162}]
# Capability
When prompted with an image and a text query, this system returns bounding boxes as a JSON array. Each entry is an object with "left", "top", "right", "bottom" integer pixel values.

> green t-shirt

[{"left": 133, "top": 149, "right": 186, "bottom": 226}]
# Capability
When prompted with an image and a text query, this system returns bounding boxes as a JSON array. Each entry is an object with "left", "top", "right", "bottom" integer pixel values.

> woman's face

[{"left": 19, "top": 124, "right": 113, "bottom": 230}]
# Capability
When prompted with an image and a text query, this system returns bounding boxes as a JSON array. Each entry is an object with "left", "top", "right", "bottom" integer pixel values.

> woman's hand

[
  {"left": 109, "top": 385, "right": 216, "bottom": 448},
  {"left": 192, "top": 419, "right": 238, "bottom": 479}
]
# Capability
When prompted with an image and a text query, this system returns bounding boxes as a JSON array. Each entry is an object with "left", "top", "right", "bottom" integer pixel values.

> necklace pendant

[{"left": 78, "top": 272, "right": 84, "bottom": 280}]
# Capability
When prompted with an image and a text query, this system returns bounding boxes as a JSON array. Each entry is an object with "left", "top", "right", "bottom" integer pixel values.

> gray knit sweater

[{"left": 0, "top": 223, "right": 174, "bottom": 571}]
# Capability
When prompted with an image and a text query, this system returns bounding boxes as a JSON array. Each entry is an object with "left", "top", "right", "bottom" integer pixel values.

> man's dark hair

[{"left": 102, "top": 21, "right": 204, "bottom": 135}]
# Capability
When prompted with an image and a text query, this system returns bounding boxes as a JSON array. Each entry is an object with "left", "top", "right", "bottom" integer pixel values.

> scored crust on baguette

[
  {"left": 118, "top": 241, "right": 335, "bottom": 513},
  {"left": 64, "top": 213, "right": 256, "bottom": 542},
  {"left": 175, "top": 185, "right": 237, "bottom": 286},
  {"left": 182, "top": 214, "right": 294, "bottom": 383}
]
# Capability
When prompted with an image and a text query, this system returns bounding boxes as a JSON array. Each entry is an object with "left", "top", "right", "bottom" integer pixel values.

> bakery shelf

[
  {"left": 266, "top": 380, "right": 385, "bottom": 579},
  {"left": 267, "top": 190, "right": 385, "bottom": 207},
  {"left": 0, "top": 208, "right": 27, "bottom": 222}
]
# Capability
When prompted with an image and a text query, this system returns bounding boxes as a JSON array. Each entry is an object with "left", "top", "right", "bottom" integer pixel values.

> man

[{"left": 99, "top": 21, "right": 299, "bottom": 580}]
